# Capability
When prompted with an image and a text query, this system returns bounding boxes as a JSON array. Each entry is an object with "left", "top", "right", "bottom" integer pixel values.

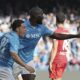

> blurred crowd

[
  {"left": 33, "top": 12, "right": 80, "bottom": 71},
  {"left": 0, "top": 8, "right": 80, "bottom": 71}
]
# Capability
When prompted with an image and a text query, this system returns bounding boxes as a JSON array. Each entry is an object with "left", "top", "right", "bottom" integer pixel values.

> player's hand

[
  {"left": 49, "top": 62, "right": 53, "bottom": 72},
  {"left": 77, "top": 34, "right": 80, "bottom": 38},
  {"left": 25, "top": 65, "right": 35, "bottom": 73}
]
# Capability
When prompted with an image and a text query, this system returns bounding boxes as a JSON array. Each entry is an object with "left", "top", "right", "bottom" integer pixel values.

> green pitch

[{"left": 36, "top": 70, "right": 80, "bottom": 80}]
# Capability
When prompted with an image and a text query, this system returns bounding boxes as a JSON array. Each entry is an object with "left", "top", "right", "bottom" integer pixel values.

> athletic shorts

[
  {"left": 0, "top": 67, "right": 15, "bottom": 80},
  {"left": 13, "top": 60, "right": 36, "bottom": 79},
  {"left": 49, "top": 61, "right": 67, "bottom": 79}
]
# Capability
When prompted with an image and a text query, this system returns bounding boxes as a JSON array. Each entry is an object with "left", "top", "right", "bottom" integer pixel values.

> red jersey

[
  {"left": 54, "top": 27, "right": 69, "bottom": 63},
  {"left": 49, "top": 27, "right": 69, "bottom": 79}
]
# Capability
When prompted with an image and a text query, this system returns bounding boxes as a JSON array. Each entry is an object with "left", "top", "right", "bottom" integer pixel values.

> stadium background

[
  {"left": 0, "top": 0, "right": 80, "bottom": 80},
  {"left": 0, "top": 0, "right": 80, "bottom": 16}
]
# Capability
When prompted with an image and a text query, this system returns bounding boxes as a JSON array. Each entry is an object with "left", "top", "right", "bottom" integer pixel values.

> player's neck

[
  {"left": 58, "top": 23, "right": 64, "bottom": 28},
  {"left": 30, "top": 18, "right": 37, "bottom": 27}
]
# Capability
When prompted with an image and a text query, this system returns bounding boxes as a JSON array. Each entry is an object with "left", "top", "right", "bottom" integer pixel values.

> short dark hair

[
  {"left": 29, "top": 7, "right": 43, "bottom": 17},
  {"left": 56, "top": 12, "right": 65, "bottom": 24},
  {"left": 10, "top": 20, "right": 24, "bottom": 31}
]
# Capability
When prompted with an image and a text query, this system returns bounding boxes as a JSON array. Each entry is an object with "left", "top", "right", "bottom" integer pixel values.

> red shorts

[{"left": 49, "top": 61, "right": 67, "bottom": 79}]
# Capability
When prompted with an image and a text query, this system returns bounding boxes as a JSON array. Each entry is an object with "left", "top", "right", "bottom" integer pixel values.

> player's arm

[
  {"left": 49, "top": 39, "right": 58, "bottom": 72},
  {"left": 11, "top": 52, "right": 27, "bottom": 67},
  {"left": 9, "top": 35, "right": 35, "bottom": 73},
  {"left": 49, "top": 32, "right": 80, "bottom": 40},
  {"left": 42, "top": 25, "right": 80, "bottom": 40},
  {"left": 10, "top": 51, "right": 35, "bottom": 73}
]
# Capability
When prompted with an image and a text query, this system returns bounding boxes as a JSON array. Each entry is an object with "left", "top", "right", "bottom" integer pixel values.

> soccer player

[
  {"left": 49, "top": 12, "right": 71, "bottom": 80},
  {"left": 13, "top": 7, "right": 80, "bottom": 80},
  {"left": 0, "top": 20, "right": 35, "bottom": 80}
]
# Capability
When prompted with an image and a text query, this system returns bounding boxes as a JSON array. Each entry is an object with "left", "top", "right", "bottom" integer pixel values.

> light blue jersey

[
  {"left": 0, "top": 32, "right": 19, "bottom": 68},
  {"left": 19, "top": 20, "right": 53, "bottom": 63}
]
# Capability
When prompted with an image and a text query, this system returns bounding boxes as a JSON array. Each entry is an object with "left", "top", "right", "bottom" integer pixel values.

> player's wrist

[
  {"left": 50, "top": 61, "right": 53, "bottom": 63},
  {"left": 49, "top": 61, "right": 53, "bottom": 65},
  {"left": 23, "top": 63, "right": 27, "bottom": 68}
]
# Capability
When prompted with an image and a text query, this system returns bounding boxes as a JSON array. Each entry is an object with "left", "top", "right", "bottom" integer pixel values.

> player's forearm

[
  {"left": 50, "top": 50, "right": 57, "bottom": 63},
  {"left": 11, "top": 52, "right": 26, "bottom": 68},
  {"left": 49, "top": 33, "right": 80, "bottom": 40}
]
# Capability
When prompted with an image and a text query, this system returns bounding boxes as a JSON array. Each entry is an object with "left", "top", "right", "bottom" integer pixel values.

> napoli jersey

[
  {"left": 19, "top": 20, "right": 53, "bottom": 63},
  {"left": 0, "top": 32, "right": 19, "bottom": 68}
]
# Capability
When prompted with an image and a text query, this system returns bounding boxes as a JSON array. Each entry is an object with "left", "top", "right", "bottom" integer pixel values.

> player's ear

[{"left": 16, "top": 27, "right": 20, "bottom": 32}]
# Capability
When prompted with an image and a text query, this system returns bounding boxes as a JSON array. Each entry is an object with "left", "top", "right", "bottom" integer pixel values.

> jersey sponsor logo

[
  {"left": 59, "top": 52, "right": 66, "bottom": 55},
  {"left": 26, "top": 33, "right": 41, "bottom": 38}
]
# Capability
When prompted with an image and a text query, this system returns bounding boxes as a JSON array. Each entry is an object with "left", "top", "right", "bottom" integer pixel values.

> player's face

[
  {"left": 18, "top": 23, "right": 26, "bottom": 37},
  {"left": 34, "top": 12, "right": 43, "bottom": 24},
  {"left": 36, "top": 15, "right": 43, "bottom": 24}
]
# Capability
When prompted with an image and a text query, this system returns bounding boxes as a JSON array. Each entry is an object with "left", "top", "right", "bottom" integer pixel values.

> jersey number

[{"left": 0, "top": 37, "right": 9, "bottom": 53}]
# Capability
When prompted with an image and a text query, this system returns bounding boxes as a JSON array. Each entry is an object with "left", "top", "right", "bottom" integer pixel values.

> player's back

[
  {"left": 54, "top": 27, "right": 69, "bottom": 63},
  {"left": 0, "top": 32, "right": 19, "bottom": 68}
]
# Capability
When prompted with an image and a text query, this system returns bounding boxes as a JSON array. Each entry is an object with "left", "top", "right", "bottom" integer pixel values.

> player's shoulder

[
  {"left": 55, "top": 27, "right": 69, "bottom": 33},
  {"left": 1, "top": 32, "right": 9, "bottom": 39},
  {"left": 24, "top": 19, "right": 30, "bottom": 28},
  {"left": 38, "top": 24, "right": 48, "bottom": 29},
  {"left": 0, "top": 33, "right": 9, "bottom": 43},
  {"left": 7, "top": 32, "right": 19, "bottom": 41}
]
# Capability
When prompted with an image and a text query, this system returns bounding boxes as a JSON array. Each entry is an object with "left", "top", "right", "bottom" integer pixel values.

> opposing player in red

[{"left": 49, "top": 12, "right": 70, "bottom": 80}]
